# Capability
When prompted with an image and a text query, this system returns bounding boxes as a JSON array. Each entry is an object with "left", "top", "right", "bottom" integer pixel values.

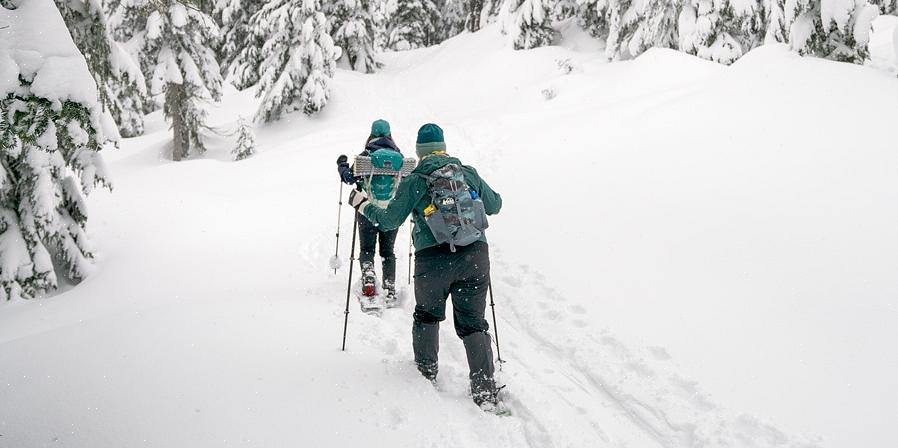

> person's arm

[
  {"left": 337, "top": 155, "right": 356, "bottom": 184},
  {"left": 463, "top": 166, "right": 502, "bottom": 215},
  {"left": 358, "top": 176, "right": 427, "bottom": 231}
]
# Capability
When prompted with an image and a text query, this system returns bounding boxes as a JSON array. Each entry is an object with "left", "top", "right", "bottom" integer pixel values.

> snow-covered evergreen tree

[
  {"left": 783, "top": 0, "right": 880, "bottom": 63},
  {"left": 576, "top": 0, "right": 610, "bottom": 39},
  {"left": 253, "top": 0, "right": 341, "bottom": 122},
  {"left": 870, "top": 0, "right": 896, "bottom": 13},
  {"left": 441, "top": 0, "right": 468, "bottom": 38},
  {"left": 388, "top": 0, "right": 442, "bottom": 50},
  {"left": 105, "top": 0, "right": 163, "bottom": 113},
  {"left": 765, "top": 0, "right": 787, "bottom": 43},
  {"left": 231, "top": 118, "right": 256, "bottom": 161},
  {"left": 678, "top": 0, "right": 766, "bottom": 64},
  {"left": 328, "top": 0, "right": 383, "bottom": 73},
  {"left": 214, "top": 0, "right": 264, "bottom": 82},
  {"left": 602, "top": 0, "right": 680, "bottom": 59},
  {"left": 55, "top": 0, "right": 147, "bottom": 137},
  {"left": 1, "top": 0, "right": 115, "bottom": 300},
  {"left": 604, "top": 0, "right": 638, "bottom": 59},
  {"left": 503, "top": 0, "right": 557, "bottom": 49},
  {"left": 137, "top": 0, "right": 224, "bottom": 160}
]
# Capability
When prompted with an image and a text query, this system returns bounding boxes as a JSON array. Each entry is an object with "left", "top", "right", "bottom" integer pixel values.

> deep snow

[{"left": 2, "top": 25, "right": 897, "bottom": 448}]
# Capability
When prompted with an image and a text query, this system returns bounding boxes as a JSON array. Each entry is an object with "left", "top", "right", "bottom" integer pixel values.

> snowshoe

[
  {"left": 478, "top": 398, "right": 512, "bottom": 416},
  {"left": 358, "top": 293, "right": 384, "bottom": 316},
  {"left": 361, "top": 262, "right": 377, "bottom": 297},
  {"left": 473, "top": 384, "right": 510, "bottom": 416},
  {"left": 383, "top": 280, "right": 399, "bottom": 308}
]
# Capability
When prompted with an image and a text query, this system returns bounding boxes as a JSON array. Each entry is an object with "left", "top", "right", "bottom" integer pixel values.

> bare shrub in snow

[
  {"left": 556, "top": 57, "right": 575, "bottom": 73},
  {"left": 541, "top": 87, "right": 557, "bottom": 99}
]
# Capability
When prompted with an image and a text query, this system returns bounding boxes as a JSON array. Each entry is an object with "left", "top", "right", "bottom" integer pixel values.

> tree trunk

[
  {"left": 170, "top": 83, "right": 188, "bottom": 161},
  {"left": 465, "top": 0, "right": 484, "bottom": 32}
]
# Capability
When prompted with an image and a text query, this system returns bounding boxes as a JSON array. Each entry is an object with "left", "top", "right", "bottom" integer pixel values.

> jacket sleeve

[
  {"left": 361, "top": 176, "right": 426, "bottom": 231},
  {"left": 464, "top": 166, "right": 502, "bottom": 215}
]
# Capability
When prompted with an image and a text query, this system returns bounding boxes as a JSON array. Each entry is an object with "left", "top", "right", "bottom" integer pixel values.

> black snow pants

[
  {"left": 357, "top": 212, "right": 398, "bottom": 285},
  {"left": 412, "top": 241, "right": 495, "bottom": 398}
]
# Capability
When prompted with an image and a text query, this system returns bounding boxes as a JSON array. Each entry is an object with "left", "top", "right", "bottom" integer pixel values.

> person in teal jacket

[{"left": 348, "top": 123, "right": 504, "bottom": 410}]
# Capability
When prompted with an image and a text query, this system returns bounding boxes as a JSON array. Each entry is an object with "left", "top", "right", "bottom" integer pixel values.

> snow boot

[
  {"left": 383, "top": 280, "right": 398, "bottom": 308},
  {"left": 361, "top": 262, "right": 376, "bottom": 297}
]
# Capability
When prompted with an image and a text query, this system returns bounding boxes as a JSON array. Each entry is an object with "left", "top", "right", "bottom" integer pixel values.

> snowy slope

[{"left": 2, "top": 25, "right": 897, "bottom": 448}]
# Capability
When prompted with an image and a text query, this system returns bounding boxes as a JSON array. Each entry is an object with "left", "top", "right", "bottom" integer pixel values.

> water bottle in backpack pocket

[{"left": 420, "top": 163, "right": 489, "bottom": 251}]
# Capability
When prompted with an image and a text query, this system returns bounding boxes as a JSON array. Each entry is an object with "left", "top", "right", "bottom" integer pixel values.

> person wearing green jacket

[{"left": 347, "top": 123, "right": 504, "bottom": 410}]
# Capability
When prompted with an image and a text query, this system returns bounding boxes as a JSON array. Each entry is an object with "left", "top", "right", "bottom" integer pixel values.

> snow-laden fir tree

[
  {"left": 231, "top": 118, "right": 256, "bottom": 161},
  {"left": 55, "top": 0, "right": 147, "bottom": 136},
  {"left": 465, "top": 0, "right": 486, "bottom": 30},
  {"left": 576, "top": 0, "right": 610, "bottom": 39},
  {"left": 502, "top": 0, "right": 557, "bottom": 49},
  {"left": 678, "top": 0, "right": 766, "bottom": 64},
  {"left": 869, "top": 0, "right": 895, "bottom": 13},
  {"left": 603, "top": 0, "right": 680, "bottom": 59},
  {"left": 388, "top": 0, "right": 442, "bottom": 50},
  {"left": 253, "top": 0, "right": 341, "bottom": 122},
  {"left": 214, "top": 0, "right": 264, "bottom": 83},
  {"left": 765, "top": 0, "right": 787, "bottom": 43},
  {"left": 782, "top": 0, "right": 880, "bottom": 63},
  {"left": 1, "top": 0, "right": 115, "bottom": 300},
  {"left": 328, "top": 0, "right": 383, "bottom": 73},
  {"left": 441, "top": 0, "right": 468, "bottom": 38},
  {"left": 105, "top": 0, "right": 163, "bottom": 113},
  {"left": 604, "top": 0, "right": 638, "bottom": 59},
  {"left": 139, "top": 0, "right": 223, "bottom": 160}
]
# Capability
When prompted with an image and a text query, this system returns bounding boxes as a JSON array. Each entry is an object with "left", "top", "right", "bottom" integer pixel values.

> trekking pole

[
  {"left": 488, "top": 283, "right": 504, "bottom": 366},
  {"left": 341, "top": 212, "right": 360, "bottom": 351},
  {"left": 407, "top": 220, "right": 414, "bottom": 285},
  {"left": 332, "top": 182, "right": 344, "bottom": 275}
]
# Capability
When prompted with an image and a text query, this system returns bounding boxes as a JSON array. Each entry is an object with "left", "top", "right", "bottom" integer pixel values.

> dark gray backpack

[{"left": 419, "top": 163, "right": 488, "bottom": 251}]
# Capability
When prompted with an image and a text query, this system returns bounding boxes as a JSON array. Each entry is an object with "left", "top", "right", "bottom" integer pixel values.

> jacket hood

[{"left": 365, "top": 136, "right": 401, "bottom": 154}]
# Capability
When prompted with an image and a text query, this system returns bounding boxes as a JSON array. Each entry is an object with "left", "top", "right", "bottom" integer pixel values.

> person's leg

[
  {"left": 412, "top": 250, "right": 453, "bottom": 380},
  {"left": 357, "top": 213, "right": 377, "bottom": 271},
  {"left": 449, "top": 242, "right": 496, "bottom": 404},
  {"left": 378, "top": 228, "right": 399, "bottom": 288}
]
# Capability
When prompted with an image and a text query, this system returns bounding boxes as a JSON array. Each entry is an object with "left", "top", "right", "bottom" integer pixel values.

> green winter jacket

[{"left": 361, "top": 154, "right": 502, "bottom": 252}]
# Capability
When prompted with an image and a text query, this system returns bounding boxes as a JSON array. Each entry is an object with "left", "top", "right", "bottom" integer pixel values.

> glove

[
  {"left": 348, "top": 189, "right": 369, "bottom": 211},
  {"left": 336, "top": 154, "right": 348, "bottom": 166}
]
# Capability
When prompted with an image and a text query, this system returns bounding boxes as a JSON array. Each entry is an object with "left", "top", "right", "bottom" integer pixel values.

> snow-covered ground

[{"left": 2, "top": 25, "right": 897, "bottom": 448}]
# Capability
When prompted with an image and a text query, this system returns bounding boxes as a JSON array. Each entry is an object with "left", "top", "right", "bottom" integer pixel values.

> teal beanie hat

[
  {"left": 370, "top": 119, "right": 391, "bottom": 137},
  {"left": 415, "top": 123, "right": 446, "bottom": 158}
]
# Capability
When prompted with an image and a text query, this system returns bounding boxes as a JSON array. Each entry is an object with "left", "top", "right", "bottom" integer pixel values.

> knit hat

[
  {"left": 415, "top": 123, "right": 446, "bottom": 158},
  {"left": 370, "top": 119, "right": 391, "bottom": 137}
]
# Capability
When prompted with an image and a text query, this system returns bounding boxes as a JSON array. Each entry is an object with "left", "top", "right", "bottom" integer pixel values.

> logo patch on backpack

[{"left": 420, "top": 163, "right": 488, "bottom": 251}]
